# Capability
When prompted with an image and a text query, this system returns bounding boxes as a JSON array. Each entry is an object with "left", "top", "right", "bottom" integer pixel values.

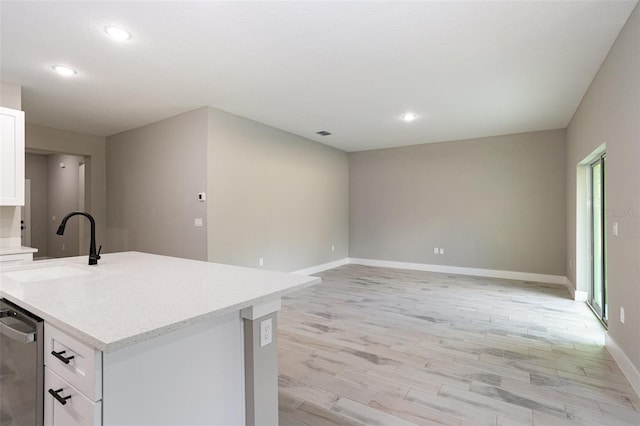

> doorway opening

[
  {"left": 21, "top": 179, "right": 31, "bottom": 247},
  {"left": 24, "top": 151, "right": 88, "bottom": 260},
  {"left": 588, "top": 153, "right": 607, "bottom": 325},
  {"left": 79, "top": 162, "right": 86, "bottom": 254}
]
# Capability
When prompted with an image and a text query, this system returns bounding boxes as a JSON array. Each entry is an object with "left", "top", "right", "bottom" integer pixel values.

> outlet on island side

[
  {"left": 259, "top": 257, "right": 264, "bottom": 267},
  {"left": 620, "top": 306, "right": 625, "bottom": 324},
  {"left": 260, "top": 318, "right": 273, "bottom": 347}
]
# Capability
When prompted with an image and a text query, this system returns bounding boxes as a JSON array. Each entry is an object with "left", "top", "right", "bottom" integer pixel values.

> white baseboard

[
  {"left": 574, "top": 290, "right": 588, "bottom": 302},
  {"left": 606, "top": 334, "right": 640, "bottom": 397},
  {"left": 291, "top": 258, "right": 349, "bottom": 276},
  {"left": 347, "top": 257, "right": 568, "bottom": 286},
  {"left": 293, "top": 257, "right": 570, "bottom": 290},
  {"left": 565, "top": 278, "right": 588, "bottom": 301}
]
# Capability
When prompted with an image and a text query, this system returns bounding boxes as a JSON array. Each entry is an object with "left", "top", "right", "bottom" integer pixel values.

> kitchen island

[{"left": 0, "top": 251, "right": 320, "bottom": 426}]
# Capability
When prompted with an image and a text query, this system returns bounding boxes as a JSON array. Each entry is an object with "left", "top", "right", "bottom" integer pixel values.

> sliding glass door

[{"left": 589, "top": 154, "right": 607, "bottom": 324}]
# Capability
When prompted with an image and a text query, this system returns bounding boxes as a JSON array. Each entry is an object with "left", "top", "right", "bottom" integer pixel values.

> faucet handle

[{"left": 96, "top": 245, "right": 102, "bottom": 259}]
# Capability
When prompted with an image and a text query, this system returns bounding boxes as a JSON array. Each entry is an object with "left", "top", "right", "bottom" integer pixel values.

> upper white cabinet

[{"left": 0, "top": 106, "right": 25, "bottom": 206}]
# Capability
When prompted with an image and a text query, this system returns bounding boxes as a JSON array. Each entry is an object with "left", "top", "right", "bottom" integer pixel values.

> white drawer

[
  {"left": 45, "top": 367, "right": 102, "bottom": 426},
  {"left": 44, "top": 324, "right": 102, "bottom": 400}
]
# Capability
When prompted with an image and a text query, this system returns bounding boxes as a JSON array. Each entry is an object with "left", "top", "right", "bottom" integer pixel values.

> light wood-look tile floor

[{"left": 277, "top": 265, "right": 640, "bottom": 426}]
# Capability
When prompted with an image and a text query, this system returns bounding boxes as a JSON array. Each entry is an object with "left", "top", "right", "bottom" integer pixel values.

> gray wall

[
  {"left": 207, "top": 107, "right": 349, "bottom": 272},
  {"left": 566, "top": 4, "right": 640, "bottom": 370},
  {"left": 25, "top": 153, "right": 49, "bottom": 257},
  {"left": 105, "top": 106, "right": 349, "bottom": 272},
  {"left": 26, "top": 124, "right": 107, "bottom": 254},
  {"left": 47, "top": 154, "right": 85, "bottom": 258},
  {"left": 0, "top": 81, "right": 21, "bottom": 110},
  {"left": 349, "top": 130, "right": 566, "bottom": 276},
  {"left": 106, "top": 108, "right": 208, "bottom": 260},
  {"left": 0, "top": 207, "right": 20, "bottom": 241}
]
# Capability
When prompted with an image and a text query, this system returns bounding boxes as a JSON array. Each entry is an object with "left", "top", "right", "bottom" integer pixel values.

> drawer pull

[
  {"left": 48, "top": 388, "right": 72, "bottom": 405},
  {"left": 51, "top": 350, "right": 75, "bottom": 364}
]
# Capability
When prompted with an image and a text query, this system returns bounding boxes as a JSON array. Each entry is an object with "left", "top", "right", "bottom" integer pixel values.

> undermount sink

[{"left": 2, "top": 264, "right": 94, "bottom": 283}]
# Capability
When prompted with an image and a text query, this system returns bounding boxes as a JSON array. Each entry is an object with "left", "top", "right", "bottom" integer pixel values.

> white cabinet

[
  {"left": 44, "top": 324, "right": 102, "bottom": 400},
  {"left": 44, "top": 324, "right": 102, "bottom": 426},
  {"left": 44, "top": 368, "right": 102, "bottom": 426},
  {"left": 43, "top": 312, "right": 244, "bottom": 426},
  {"left": 0, "top": 106, "right": 25, "bottom": 206}
]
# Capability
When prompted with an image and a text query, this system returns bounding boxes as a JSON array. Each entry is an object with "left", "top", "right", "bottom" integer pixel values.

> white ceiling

[{"left": 1, "top": 1, "right": 637, "bottom": 152}]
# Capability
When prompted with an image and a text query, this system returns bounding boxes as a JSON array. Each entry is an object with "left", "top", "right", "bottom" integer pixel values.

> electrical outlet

[
  {"left": 194, "top": 218, "right": 203, "bottom": 227},
  {"left": 331, "top": 245, "right": 335, "bottom": 252},
  {"left": 439, "top": 248, "right": 444, "bottom": 255},
  {"left": 259, "top": 257, "right": 264, "bottom": 267},
  {"left": 620, "top": 306, "right": 625, "bottom": 324},
  {"left": 260, "top": 318, "right": 273, "bottom": 347},
  {"left": 434, "top": 247, "right": 439, "bottom": 254},
  {"left": 62, "top": 244, "right": 65, "bottom": 251}
]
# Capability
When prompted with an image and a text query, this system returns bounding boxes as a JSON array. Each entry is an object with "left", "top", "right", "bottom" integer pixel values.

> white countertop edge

[
  {"left": 1, "top": 276, "right": 320, "bottom": 353},
  {"left": 0, "top": 246, "right": 38, "bottom": 255}
]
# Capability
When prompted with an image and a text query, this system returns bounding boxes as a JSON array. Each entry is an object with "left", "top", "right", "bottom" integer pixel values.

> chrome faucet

[{"left": 56, "top": 211, "right": 102, "bottom": 265}]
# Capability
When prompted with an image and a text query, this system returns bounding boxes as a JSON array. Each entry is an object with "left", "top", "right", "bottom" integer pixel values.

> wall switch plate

[
  {"left": 434, "top": 247, "right": 439, "bottom": 254},
  {"left": 260, "top": 318, "right": 273, "bottom": 347},
  {"left": 259, "top": 257, "right": 264, "bottom": 266},
  {"left": 620, "top": 306, "right": 625, "bottom": 324},
  {"left": 439, "top": 248, "right": 444, "bottom": 254},
  {"left": 194, "top": 218, "right": 203, "bottom": 227},
  {"left": 613, "top": 222, "right": 619, "bottom": 236}
]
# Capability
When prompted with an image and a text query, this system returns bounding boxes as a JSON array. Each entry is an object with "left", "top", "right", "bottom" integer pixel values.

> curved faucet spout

[{"left": 56, "top": 211, "right": 101, "bottom": 265}]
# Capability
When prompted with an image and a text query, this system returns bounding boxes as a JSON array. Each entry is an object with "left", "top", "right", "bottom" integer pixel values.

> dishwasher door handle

[{"left": 0, "top": 309, "right": 36, "bottom": 344}]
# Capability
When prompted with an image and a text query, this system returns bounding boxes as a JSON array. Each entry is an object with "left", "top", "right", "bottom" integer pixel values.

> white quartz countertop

[
  {"left": 0, "top": 246, "right": 38, "bottom": 255},
  {"left": 0, "top": 252, "right": 320, "bottom": 352}
]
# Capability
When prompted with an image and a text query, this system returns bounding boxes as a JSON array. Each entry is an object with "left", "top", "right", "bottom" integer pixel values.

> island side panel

[
  {"left": 244, "top": 311, "right": 279, "bottom": 426},
  {"left": 101, "top": 311, "right": 244, "bottom": 426}
]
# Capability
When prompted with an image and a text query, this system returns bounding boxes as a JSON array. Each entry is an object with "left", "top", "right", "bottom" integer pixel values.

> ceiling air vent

[{"left": 316, "top": 131, "right": 332, "bottom": 136}]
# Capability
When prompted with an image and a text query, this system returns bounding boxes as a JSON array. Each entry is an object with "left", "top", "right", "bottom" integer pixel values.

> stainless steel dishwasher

[{"left": 0, "top": 299, "right": 43, "bottom": 426}]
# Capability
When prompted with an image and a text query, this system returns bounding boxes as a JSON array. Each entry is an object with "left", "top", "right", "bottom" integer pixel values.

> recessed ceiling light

[
  {"left": 104, "top": 25, "right": 132, "bottom": 41},
  {"left": 402, "top": 113, "right": 417, "bottom": 122},
  {"left": 52, "top": 65, "right": 77, "bottom": 76}
]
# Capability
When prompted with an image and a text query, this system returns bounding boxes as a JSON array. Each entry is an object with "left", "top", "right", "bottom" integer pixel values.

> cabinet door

[
  {"left": 0, "top": 107, "right": 25, "bottom": 206},
  {"left": 44, "top": 323, "right": 102, "bottom": 400},
  {"left": 44, "top": 367, "right": 102, "bottom": 426}
]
